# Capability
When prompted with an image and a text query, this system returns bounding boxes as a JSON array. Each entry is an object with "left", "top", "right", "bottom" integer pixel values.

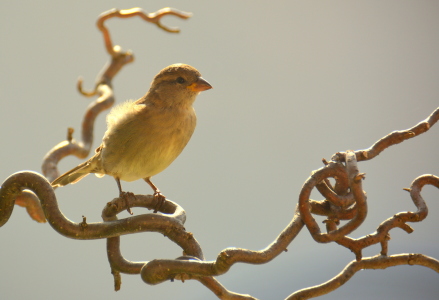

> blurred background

[{"left": 1, "top": 1, "right": 438, "bottom": 299}]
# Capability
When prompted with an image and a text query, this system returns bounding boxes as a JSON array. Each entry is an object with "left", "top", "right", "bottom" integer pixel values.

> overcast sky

[{"left": 1, "top": 1, "right": 439, "bottom": 299}]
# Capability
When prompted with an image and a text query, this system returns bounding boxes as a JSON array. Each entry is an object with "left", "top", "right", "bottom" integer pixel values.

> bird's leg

[
  {"left": 144, "top": 177, "right": 165, "bottom": 213},
  {"left": 115, "top": 177, "right": 134, "bottom": 215}
]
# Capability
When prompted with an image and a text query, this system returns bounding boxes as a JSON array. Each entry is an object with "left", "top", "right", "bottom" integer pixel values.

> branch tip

[
  {"left": 67, "top": 127, "right": 74, "bottom": 142},
  {"left": 80, "top": 216, "right": 88, "bottom": 229},
  {"left": 77, "top": 76, "right": 98, "bottom": 97},
  {"left": 362, "top": 150, "right": 369, "bottom": 159},
  {"left": 354, "top": 173, "right": 366, "bottom": 182},
  {"left": 97, "top": 7, "right": 192, "bottom": 56}
]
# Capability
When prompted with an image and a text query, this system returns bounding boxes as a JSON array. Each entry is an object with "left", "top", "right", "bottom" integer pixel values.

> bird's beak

[{"left": 187, "top": 77, "right": 212, "bottom": 92}]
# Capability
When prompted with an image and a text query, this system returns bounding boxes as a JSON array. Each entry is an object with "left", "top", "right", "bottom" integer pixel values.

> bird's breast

[{"left": 101, "top": 106, "right": 196, "bottom": 181}]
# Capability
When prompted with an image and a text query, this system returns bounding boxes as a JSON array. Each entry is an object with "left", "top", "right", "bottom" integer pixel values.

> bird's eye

[{"left": 176, "top": 77, "right": 186, "bottom": 84}]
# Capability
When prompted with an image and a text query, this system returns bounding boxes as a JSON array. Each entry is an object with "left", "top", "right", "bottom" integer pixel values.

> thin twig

[
  {"left": 332, "top": 106, "right": 439, "bottom": 163},
  {"left": 97, "top": 7, "right": 192, "bottom": 56}
]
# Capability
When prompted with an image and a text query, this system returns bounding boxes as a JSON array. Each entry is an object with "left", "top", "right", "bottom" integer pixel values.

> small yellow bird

[{"left": 52, "top": 64, "right": 212, "bottom": 212}]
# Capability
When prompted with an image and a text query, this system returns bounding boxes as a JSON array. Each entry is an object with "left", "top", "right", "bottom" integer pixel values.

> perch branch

[
  {"left": 1, "top": 171, "right": 194, "bottom": 244},
  {"left": 102, "top": 194, "right": 203, "bottom": 289}
]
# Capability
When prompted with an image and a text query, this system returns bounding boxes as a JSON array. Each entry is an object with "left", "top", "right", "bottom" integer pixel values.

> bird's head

[{"left": 147, "top": 63, "right": 212, "bottom": 107}]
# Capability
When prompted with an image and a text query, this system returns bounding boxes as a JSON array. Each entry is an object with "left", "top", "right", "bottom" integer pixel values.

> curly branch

[
  {"left": 102, "top": 193, "right": 203, "bottom": 287},
  {"left": 297, "top": 107, "right": 439, "bottom": 261},
  {"left": 78, "top": 7, "right": 191, "bottom": 96},
  {"left": 323, "top": 174, "right": 438, "bottom": 261},
  {"left": 140, "top": 208, "right": 304, "bottom": 285},
  {"left": 42, "top": 84, "right": 114, "bottom": 182},
  {"left": 298, "top": 155, "right": 367, "bottom": 244},
  {"left": 97, "top": 7, "right": 192, "bottom": 57},
  {"left": 2, "top": 5, "right": 439, "bottom": 299},
  {"left": 1, "top": 171, "right": 193, "bottom": 244},
  {"left": 13, "top": 190, "right": 46, "bottom": 223},
  {"left": 197, "top": 276, "right": 259, "bottom": 300},
  {"left": 332, "top": 106, "right": 439, "bottom": 163},
  {"left": 287, "top": 254, "right": 439, "bottom": 300}
]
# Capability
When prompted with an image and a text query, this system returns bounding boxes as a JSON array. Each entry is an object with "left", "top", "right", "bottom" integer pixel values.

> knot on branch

[{"left": 301, "top": 146, "right": 439, "bottom": 261}]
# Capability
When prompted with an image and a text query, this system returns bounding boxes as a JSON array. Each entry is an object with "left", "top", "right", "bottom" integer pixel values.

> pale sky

[{"left": 1, "top": 1, "right": 439, "bottom": 299}]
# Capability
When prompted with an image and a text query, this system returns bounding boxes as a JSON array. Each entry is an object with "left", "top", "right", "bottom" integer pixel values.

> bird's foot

[
  {"left": 153, "top": 191, "right": 166, "bottom": 213},
  {"left": 119, "top": 191, "right": 135, "bottom": 215}
]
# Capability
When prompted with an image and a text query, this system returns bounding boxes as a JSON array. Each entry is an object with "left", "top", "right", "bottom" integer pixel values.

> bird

[{"left": 52, "top": 63, "right": 212, "bottom": 213}]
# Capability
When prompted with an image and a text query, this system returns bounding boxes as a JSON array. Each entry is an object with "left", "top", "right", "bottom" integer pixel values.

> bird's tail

[{"left": 51, "top": 160, "right": 95, "bottom": 187}]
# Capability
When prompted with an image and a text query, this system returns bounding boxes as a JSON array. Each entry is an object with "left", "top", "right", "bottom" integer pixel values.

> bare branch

[
  {"left": 102, "top": 194, "right": 203, "bottom": 274},
  {"left": 324, "top": 174, "right": 438, "bottom": 260},
  {"left": 2, "top": 5, "right": 439, "bottom": 300},
  {"left": 97, "top": 7, "right": 192, "bottom": 56},
  {"left": 14, "top": 190, "right": 46, "bottom": 223},
  {"left": 197, "top": 277, "right": 260, "bottom": 300},
  {"left": 287, "top": 254, "right": 439, "bottom": 300},
  {"left": 42, "top": 84, "right": 114, "bottom": 182},
  {"left": 140, "top": 209, "right": 304, "bottom": 284},
  {"left": 332, "top": 106, "right": 439, "bottom": 163},
  {"left": 299, "top": 159, "right": 367, "bottom": 244},
  {"left": 1, "top": 171, "right": 192, "bottom": 242}
]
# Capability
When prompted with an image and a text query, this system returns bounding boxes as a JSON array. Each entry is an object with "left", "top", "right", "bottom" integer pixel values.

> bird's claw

[
  {"left": 153, "top": 191, "right": 166, "bottom": 213},
  {"left": 119, "top": 191, "right": 135, "bottom": 215}
]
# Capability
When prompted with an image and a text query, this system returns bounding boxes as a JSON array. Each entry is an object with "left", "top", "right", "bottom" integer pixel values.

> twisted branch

[
  {"left": 299, "top": 156, "right": 367, "bottom": 244},
  {"left": 140, "top": 209, "right": 304, "bottom": 285},
  {"left": 332, "top": 106, "right": 439, "bottom": 163},
  {"left": 42, "top": 84, "right": 115, "bottom": 182},
  {"left": 97, "top": 7, "right": 192, "bottom": 57},
  {"left": 287, "top": 254, "right": 439, "bottom": 300},
  {"left": 2, "top": 5, "right": 439, "bottom": 299},
  {"left": 0, "top": 171, "right": 189, "bottom": 241},
  {"left": 13, "top": 190, "right": 46, "bottom": 223}
]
